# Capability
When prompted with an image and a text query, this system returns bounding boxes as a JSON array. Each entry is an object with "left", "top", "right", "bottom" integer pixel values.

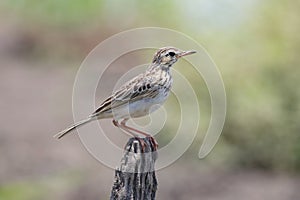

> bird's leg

[
  {"left": 120, "top": 119, "right": 150, "bottom": 137},
  {"left": 112, "top": 119, "right": 146, "bottom": 152},
  {"left": 120, "top": 119, "right": 158, "bottom": 150},
  {"left": 113, "top": 119, "right": 139, "bottom": 137}
]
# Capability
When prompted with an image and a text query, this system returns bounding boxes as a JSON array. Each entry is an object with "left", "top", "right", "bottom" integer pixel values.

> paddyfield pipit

[{"left": 54, "top": 47, "right": 196, "bottom": 149}]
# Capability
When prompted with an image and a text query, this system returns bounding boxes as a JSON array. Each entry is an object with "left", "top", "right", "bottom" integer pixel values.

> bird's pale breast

[{"left": 110, "top": 86, "right": 170, "bottom": 120}]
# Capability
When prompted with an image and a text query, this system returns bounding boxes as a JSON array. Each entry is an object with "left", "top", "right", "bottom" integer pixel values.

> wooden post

[{"left": 110, "top": 137, "right": 158, "bottom": 200}]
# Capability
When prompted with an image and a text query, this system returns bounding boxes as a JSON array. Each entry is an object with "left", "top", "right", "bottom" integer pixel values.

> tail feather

[{"left": 53, "top": 117, "right": 95, "bottom": 139}]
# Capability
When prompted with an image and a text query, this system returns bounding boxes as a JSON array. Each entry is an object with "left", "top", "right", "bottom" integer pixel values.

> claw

[
  {"left": 135, "top": 137, "right": 146, "bottom": 152},
  {"left": 149, "top": 136, "right": 158, "bottom": 151}
]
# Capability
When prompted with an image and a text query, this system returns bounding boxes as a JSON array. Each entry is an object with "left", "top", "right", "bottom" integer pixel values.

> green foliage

[
  {"left": 218, "top": 0, "right": 300, "bottom": 172},
  {"left": 0, "top": 172, "right": 83, "bottom": 200},
  {"left": 0, "top": 182, "right": 45, "bottom": 200},
  {"left": 2, "top": 0, "right": 104, "bottom": 26}
]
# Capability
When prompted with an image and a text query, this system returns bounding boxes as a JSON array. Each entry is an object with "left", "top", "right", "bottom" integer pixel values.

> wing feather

[{"left": 91, "top": 73, "right": 160, "bottom": 116}]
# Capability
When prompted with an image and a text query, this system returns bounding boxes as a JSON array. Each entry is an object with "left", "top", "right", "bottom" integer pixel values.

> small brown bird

[{"left": 54, "top": 47, "right": 196, "bottom": 148}]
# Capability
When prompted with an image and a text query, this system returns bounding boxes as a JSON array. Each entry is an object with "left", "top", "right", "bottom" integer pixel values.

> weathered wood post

[{"left": 110, "top": 137, "right": 158, "bottom": 200}]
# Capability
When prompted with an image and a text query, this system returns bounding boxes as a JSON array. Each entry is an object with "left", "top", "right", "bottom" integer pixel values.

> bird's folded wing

[{"left": 91, "top": 75, "right": 159, "bottom": 115}]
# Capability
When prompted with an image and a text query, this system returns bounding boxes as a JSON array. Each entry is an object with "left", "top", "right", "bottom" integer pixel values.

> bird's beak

[{"left": 178, "top": 50, "right": 196, "bottom": 58}]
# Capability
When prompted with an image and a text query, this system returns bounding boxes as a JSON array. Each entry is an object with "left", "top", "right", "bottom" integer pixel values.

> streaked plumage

[{"left": 54, "top": 47, "right": 196, "bottom": 146}]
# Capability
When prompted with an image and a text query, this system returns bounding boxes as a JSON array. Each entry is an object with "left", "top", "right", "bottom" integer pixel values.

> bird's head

[{"left": 152, "top": 47, "right": 196, "bottom": 67}]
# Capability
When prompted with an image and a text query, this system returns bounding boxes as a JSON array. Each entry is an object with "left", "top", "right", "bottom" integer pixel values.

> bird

[{"left": 54, "top": 47, "right": 196, "bottom": 150}]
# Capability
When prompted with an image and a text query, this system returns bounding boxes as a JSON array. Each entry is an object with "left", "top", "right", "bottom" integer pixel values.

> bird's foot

[
  {"left": 134, "top": 137, "right": 146, "bottom": 153},
  {"left": 133, "top": 137, "right": 158, "bottom": 152},
  {"left": 148, "top": 136, "right": 158, "bottom": 151}
]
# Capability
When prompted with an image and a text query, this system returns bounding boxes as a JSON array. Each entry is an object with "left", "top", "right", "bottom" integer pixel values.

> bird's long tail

[{"left": 53, "top": 116, "right": 96, "bottom": 139}]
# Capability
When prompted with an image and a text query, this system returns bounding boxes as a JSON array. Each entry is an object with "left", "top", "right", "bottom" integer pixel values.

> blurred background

[{"left": 1, "top": 0, "right": 300, "bottom": 199}]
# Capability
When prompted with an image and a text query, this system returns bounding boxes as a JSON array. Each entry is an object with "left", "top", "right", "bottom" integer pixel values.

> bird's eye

[{"left": 169, "top": 52, "right": 175, "bottom": 57}]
